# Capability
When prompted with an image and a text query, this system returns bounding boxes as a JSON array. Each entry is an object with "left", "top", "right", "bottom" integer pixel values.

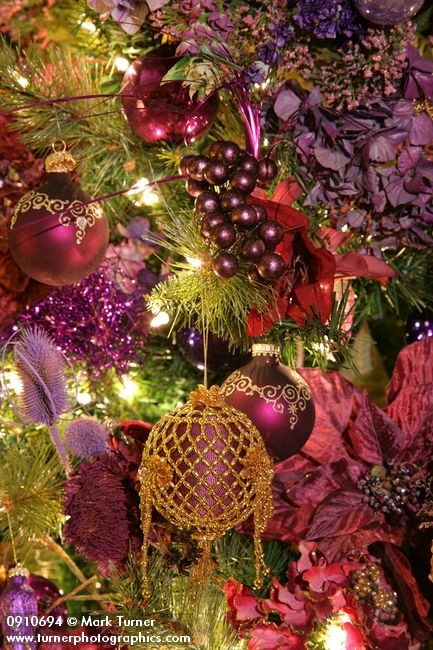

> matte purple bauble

[
  {"left": 218, "top": 141, "right": 241, "bottom": 164},
  {"left": 354, "top": 0, "right": 424, "bottom": 24},
  {"left": 0, "top": 567, "right": 38, "bottom": 650},
  {"left": 121, "top": 49, "right": 219, "bottom": 144},
  {"left": 257, "top": 252, "right": 285, "bottom": 279},
  {"left": 195, "top": 191, "right": 220, "bottom": 215},
  {"left": 178, "top": 155, "right": 196, "bottom": 175},
  {"left": 212, "top": 252, "right": 239, "bottom": 277},
  {"left": 230, "top": 204, "right": 258, "bottom": 229},
  {"left": 210, "top": 223, "right": 236, "bottom": 248},
  {"left": 28, "top": 575, "right": 67, "bottom": 625},
  {"left": 222, "top": 344, "right": 315, "bottom": 461},
  {"left": 177, "top": 327, "right": 249, "bottom": 372},
  {"left": 220, "top": 190, "right": 244, "bottom": 213}
]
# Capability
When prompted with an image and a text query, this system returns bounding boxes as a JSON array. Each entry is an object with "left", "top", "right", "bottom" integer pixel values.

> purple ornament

[
  {"left": 257, "top": 252, "right": 285, "bottom": 279},
  {"left": 195, "top": 191, "right": 220, "bottom": 215},
  {"left": 178, "top": 155, "right": 196, "bottom": 175},
  {"left": 258, "top": 159, "right": 278, "bottom": 182},
  {"left": 212, "top": 252, "right": 239, "bottom": 278},
  {"left": 259, "top": 221, "right": 284, "bottom": 248},
  {"left": 0, "top": 566, "right": 38, "bottom": 650},
  {"left": 237, "top": 155, "right": 260, "bottom": 176},
  {"left": 200, "top": 213, "right": 226, "bottom": 238},
  {"left": 354, "top": 0, "right": 424, "bottom": 24},
  {"left": 250, "top": 204, "right": 268, "bottom": 223},
  {"left": 230, "top": 170, "right": 257, "bottom": 194},
  {"left": 121, "top": 48, "right": 218, "bottom": 144},
  {"left": 186, "top": 178, "right": 208, "bottom": 197},
  {"left": 210, "top": 223, "right": 236, "bottom": 248},
  {"left": 177, "top": 327, "right": 250, "bottom": 372},
  {"left": 220, "top": 190, "right": 244, "bottom": 213},
  {"left": 188, "top": 156, "right": 210, "bottom": 181},
  {"left": 230, "top": 204, "right": 259, "bottom": 229},
  {"left": 27, "top": 575, "right": 67, "bottom": 626},
  {"left": 222, "top": 344, "right": 315, "bottom": 461},
  {"left": 241, "top": 237, "right": 266, "bottom": 260},
  {"left": 203, "top": 160, "right": 230, "bottom": 185},
  {"left": 217, "top": 141, "right": 241, "bottom": 165}
]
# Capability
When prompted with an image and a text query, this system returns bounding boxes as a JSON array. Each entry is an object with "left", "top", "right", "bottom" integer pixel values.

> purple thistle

[
  {"left": 13, "top": 326, "right": 71, "bottom": 473},
  {"left": 63, "top": 448, "right": 142, "bottom": 575},
  {"left": 65, "top": 417, "right": 110, "bottom": 459}
]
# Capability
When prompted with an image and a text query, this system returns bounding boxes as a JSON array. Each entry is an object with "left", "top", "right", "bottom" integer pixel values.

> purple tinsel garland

[{"left": 11, "top": 261, "right": 150, "bottom": 377}]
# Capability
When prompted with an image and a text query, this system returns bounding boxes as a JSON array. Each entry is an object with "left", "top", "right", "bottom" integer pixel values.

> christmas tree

[{"left": 0, "top": 1, "right": 433, "bottom": 648}]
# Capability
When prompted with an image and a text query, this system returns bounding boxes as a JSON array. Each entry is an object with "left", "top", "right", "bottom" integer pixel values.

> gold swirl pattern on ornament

[
  {"left": 10, "top": 191, "right": 104, "bottom": 245},
  {"left": 221, "top": 370, "right": 312, "bottom": 429}
]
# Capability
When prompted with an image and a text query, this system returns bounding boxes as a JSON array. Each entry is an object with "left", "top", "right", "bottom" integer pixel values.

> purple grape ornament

[
  {"left": 210, "top": 223, "right": 236, "bottom": 249},
  {"left": 257, "top": 253, "right": 285, "bottom": 280},
  {"left": 212, "top": 253, "right": 239, "bottom": 278}
]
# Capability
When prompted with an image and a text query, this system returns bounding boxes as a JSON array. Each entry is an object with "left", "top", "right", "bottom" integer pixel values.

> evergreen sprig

[{"left": 0, "top": 431, "right": 64, "bottom": 549}]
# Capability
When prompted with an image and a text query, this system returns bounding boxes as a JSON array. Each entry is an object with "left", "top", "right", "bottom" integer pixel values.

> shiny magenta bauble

[
  {"left": 121, "top": 49, "right": 219, "bottom": 144},
  {"left": 8, "top": 172, "right": 109, "bottom": 286},
  {"left": 222, "top": 344, "right": 315, "bottom": 461},
  {"left": 354, "top": 0, "right": 424, "bottom": 24}
]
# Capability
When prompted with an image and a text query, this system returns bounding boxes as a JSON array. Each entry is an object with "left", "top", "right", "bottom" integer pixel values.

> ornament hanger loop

[{"left": 51, "top": 139, "right": 67, "bottom": 153}]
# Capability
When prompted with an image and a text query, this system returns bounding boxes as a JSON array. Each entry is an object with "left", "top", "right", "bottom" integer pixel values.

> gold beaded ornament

[{"left": 139, "top": 384, "right": 274, "bottom": 598}]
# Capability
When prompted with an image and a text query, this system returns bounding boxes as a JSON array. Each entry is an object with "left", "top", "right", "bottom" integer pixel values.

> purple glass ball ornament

[
  {"left": 27, "top": 575, "right": 67, "bottom": 626},
  {"left": 210, "top": 223, "right": 236, "bottom": 248},
  {"left": 0, "top": 566, "right": 38, "bottom": 650},
  {"left": 238, "top": 155, "right": 260, "bottom": 176},
  {"left": 177, "top": 327, "right": 250, "bottom": 372},
  {"left": 258, "top": 159, "right": 278, "bottom": 183},
  {"left": 250, "top": 204, "right": 268, "bottom": 223},
  {"left": 195, "top": 191, "right": 220, "bottom": 215},
  {"left": 186, "top": 178, "right": 208, "bottom": 197},
  {"left": 218, "top": 141, "right": 241, "bottom": 165},
  {"left": 200, "top": 212, "right": 226, "bottom": 238},
  {"left": 354, "top": 0, "right": 424, "bottom": 24},
  {"left": 220, "top": 190, "right": 244, "bottom": 213},
  {"left": 204, "top": 160, "right": 231, "bottom": 186},
  {"left": 188, "top": 156, "right": 210, "bottom": 181},
  {"left": 230, "top": 170, "right": 256, "bottom": 194},
  {"left": 121, "top": 48, "right": 219, "bottom": 144},
  {"left": 222, "top": 344, "right": 315, "bottom": 461},
  {"left": 259, "top": 221, "right": 284, "bottom": 248},
  {"left": 178, "top": 155, "right": 196, "bottom": 175},
  {"left": 230, "top": 204, "right": 259, "bottom": 229},
  {"left": 212, "top": 252, "right": 239, "bottom": 278},
  {"left": 257, "top": 253, "right": 285, "bottom": 280},
  {"left": 241, "top": 237, "right": 266, "bottom": 260}
]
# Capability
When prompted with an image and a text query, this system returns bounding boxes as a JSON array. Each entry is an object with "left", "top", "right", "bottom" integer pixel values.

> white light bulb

[
  {"left": 150, "top": 311, "right": 170, "bottom": 328},
  {"left": 114, "top": 56, "right": 129, "bottom": 72},
  {"left": 127, "top": 177, "right": 159, "bottom": 206},
  {"left": 118, "top": 376, "right": 139, "bottom": 401},
  {"left": 81, "top": 20, "right": 96, "bottom": 32}
]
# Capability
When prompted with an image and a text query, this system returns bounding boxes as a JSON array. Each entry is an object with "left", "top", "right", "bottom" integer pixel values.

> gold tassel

[
  {"left": 190, "top": 537, "right": 215, "bottom": 589},
  {"left": 242, "top": 446, "right": 274, "bottom": 588}
]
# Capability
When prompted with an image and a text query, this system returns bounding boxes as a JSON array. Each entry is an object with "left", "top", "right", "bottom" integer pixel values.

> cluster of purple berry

[
  {"left": 179, "top": 140, "right": 285, "bottom": 280},
  {"left": 357, "top": 463, "right": 422, "bottom": 518}
]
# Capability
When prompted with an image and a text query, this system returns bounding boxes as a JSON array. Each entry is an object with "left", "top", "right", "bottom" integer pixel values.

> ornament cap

[
  {"left": 252, "top": 343, "right": 280, "bottom": 358},
  {"left": 45, "top": 142, "right": 76, "bottom": 173},
  {"left": 8, "top": 563, "right": 29, "bottom": 578}
]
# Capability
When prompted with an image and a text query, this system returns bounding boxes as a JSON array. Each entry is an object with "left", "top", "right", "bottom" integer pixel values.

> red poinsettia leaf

[
  {"left": 334, "top": 251, "right": 396, "bottom": 282},
  {"left": 297, "top": 369, "right": 364, "bottom": 464},
  {"left": 319, "top": 226, "right": 352, "bottom": 252},
  {"left": 302, "top": 563, "right": 349, "bottom": 592},
  {"left": 271, "top": 178, "right": 304, "bottom": 206},
  {"left": 317, "top": 525, "right": 404, "bottom": 563},
  {"left": 306, "top": 488, "right": 375, "bottom": 541},
  {"left": 348, "top": 393, "right": 405, "bottom": 464},
  {"left": 288, "top": 459, "right": 365, "bottom": 511},
  {"left": 396, "top": 408, "right": 433, "bottom": 466},
  {"left": 265, "top": 580, "right": 315, "bottom": 629},
  {"left": 344, "top": 622, "right": 366, "bottom": 650},
  {"left": 376, "top": 543, "right": 432, "bottom": 640},
  {"left": 368, "top": 621, "right": 413, "bottom": 650},
  {"left": 246, "top": 296, "right": 288, "bottom": 338},
  {"left": 248, "top": 623, "right": 307, "bottom": 650},
  {"left": 387, "top": 337, "right": 433, "bottom": 438}
]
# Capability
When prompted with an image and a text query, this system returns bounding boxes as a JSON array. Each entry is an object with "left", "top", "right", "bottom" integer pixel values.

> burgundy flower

[{"left": 63, "top": 443, "right": 142, "bottom": 575}]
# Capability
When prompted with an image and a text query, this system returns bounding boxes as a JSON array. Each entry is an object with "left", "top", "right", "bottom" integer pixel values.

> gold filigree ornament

[
  {"left": 139, "top": 385, "right": 274, "bottom": 599},
  {"left": 10, "top": 141, "right": 104, "bottom": 245}
]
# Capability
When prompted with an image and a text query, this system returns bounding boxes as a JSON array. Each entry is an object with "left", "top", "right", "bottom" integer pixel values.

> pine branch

[{"left": 0, "top": 432, "right": 64, "bottom": 545}]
